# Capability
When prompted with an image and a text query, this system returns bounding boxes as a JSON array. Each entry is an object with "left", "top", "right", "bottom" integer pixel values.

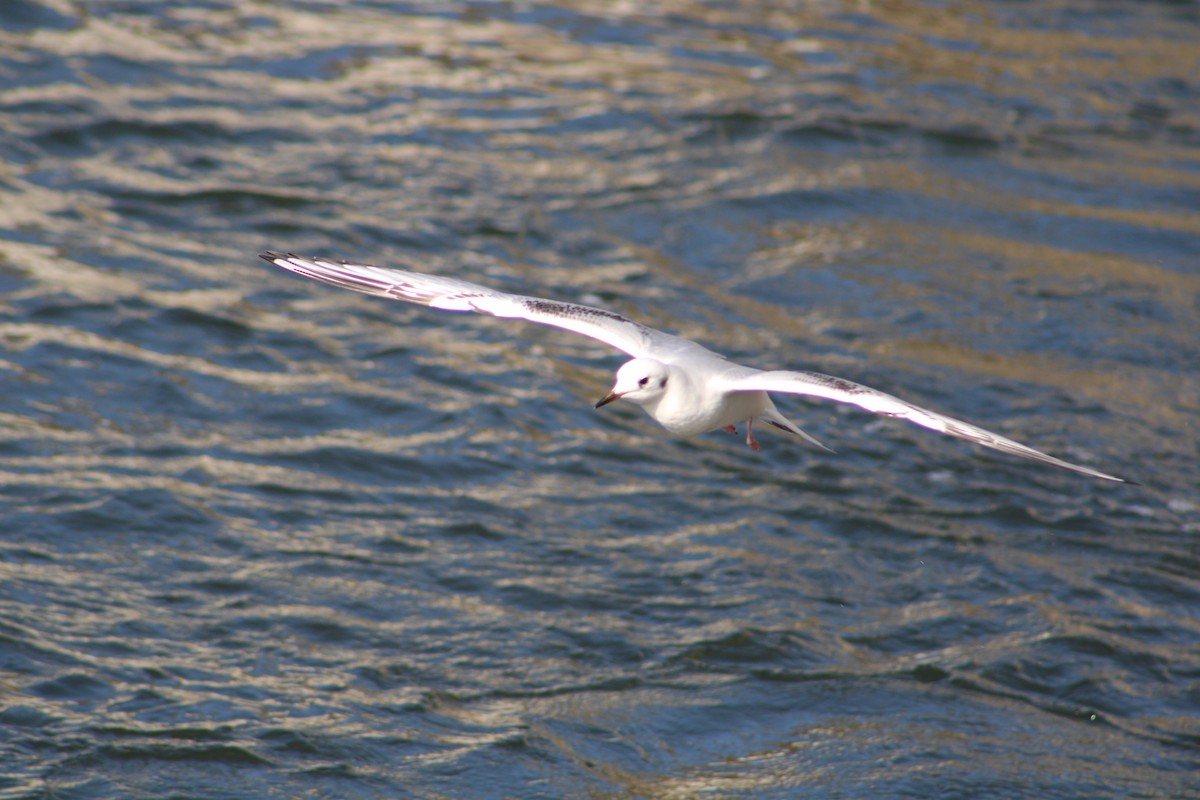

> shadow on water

[{"left": 0, "top": 1, "right": 1197, "bottom": 797}]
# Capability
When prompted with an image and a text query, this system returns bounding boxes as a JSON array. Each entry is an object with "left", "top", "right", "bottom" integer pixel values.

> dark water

[{"left": 1, "top": 1, "right": 1197, "bottom": 797}]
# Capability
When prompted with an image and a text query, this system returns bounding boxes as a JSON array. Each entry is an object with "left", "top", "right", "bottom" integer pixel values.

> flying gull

[{"left": 260, "top": 252, "right": 1134, "bottom": 484}]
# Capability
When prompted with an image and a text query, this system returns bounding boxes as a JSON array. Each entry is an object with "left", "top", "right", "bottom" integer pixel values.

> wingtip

[{"left": 1069, "top": 465, "right": 1140, "bottom": 485}]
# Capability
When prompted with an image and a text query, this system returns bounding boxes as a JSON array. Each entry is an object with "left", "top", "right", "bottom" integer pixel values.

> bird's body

[
  {"left": 651, "top": 368, "right": 772, "bottom": 436},
  {"left": 261, "top": 251, "right": 1134, "bottom": 484}
]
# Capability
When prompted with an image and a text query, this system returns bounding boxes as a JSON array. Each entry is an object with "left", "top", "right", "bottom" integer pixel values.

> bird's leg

[
  {"left": 722, "top": 425, "right": 738, "bottom": 435},
  {"left": 745, "top": 418, "right": 760, "bottom": 451}
]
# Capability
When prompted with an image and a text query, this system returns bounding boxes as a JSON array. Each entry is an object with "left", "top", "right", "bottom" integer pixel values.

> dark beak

[{"left": 594, "top": 391, "right": 621, "bottom": 409}]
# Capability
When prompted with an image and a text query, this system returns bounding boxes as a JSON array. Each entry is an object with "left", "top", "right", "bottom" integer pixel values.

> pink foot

[
  {"left": 723, "top": 425, "right": 738, "bottom": 434},
  {"left": 745, "top": 419, "right": 760, "bottom": 451}
]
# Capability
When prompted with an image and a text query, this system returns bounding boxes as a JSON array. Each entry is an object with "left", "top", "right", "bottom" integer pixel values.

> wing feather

[
  {"left": 261, "top": 251, "right": 669, "bottom": 357},
  {"left": 728, "top": 370, "right": 1134, "bottom": 483}
]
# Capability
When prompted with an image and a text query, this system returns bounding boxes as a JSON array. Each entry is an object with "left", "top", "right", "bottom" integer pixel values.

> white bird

[{"left": 261, "top": 252, "right": 1135, "bottom": 484}]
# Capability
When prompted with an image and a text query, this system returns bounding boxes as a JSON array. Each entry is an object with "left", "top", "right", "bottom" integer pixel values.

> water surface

[{"left": 0, "top": 1, "right": 1197, "bottom": 798}]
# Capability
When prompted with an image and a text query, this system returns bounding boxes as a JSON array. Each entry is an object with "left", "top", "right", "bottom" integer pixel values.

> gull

[{"left": 261, "top": 251, "right": 1134, "bottom": 484}]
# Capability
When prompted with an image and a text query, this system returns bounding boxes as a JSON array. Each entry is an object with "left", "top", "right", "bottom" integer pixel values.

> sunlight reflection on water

[{"left": 0, "top": 1, "right": 1197, "bottom": 797}]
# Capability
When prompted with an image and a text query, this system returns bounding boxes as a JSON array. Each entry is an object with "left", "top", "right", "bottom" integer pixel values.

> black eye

[{"left": 637, "top": 376, "right": 650, "bottom": 387}]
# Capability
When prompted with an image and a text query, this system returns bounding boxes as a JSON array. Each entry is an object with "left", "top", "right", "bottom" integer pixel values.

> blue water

[{"left": 0, "top": 1, "right": 1197, "bottom": 798}]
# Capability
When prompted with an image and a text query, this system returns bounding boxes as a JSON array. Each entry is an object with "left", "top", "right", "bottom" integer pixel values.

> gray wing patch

[
  {"left": 800, "top": 372, "right": 875, "bottom": 397},
  {"left": 518, "top": 297, "right": 663, "bottom": 356},
  {"left": 523, "top": 298, "right": 641, "bottom": 328}
]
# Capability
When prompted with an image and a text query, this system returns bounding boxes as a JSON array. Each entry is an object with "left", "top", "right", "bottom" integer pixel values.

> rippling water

[{"left": 1, "top": 1, "right": 1197, "bottom": 797}]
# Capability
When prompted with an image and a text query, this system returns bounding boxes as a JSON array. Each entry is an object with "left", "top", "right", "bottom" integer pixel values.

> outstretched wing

[
  {"left": 261, "top": 251, "right": 676, "bottom": 358},
  {"left": 726, "top": 369, "right": 1134, "bottom": 483}
]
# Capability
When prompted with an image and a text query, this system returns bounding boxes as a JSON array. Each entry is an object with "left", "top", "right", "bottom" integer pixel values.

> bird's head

[{"left": 595, "top": 358, "right": 672, "bottom": 409}]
